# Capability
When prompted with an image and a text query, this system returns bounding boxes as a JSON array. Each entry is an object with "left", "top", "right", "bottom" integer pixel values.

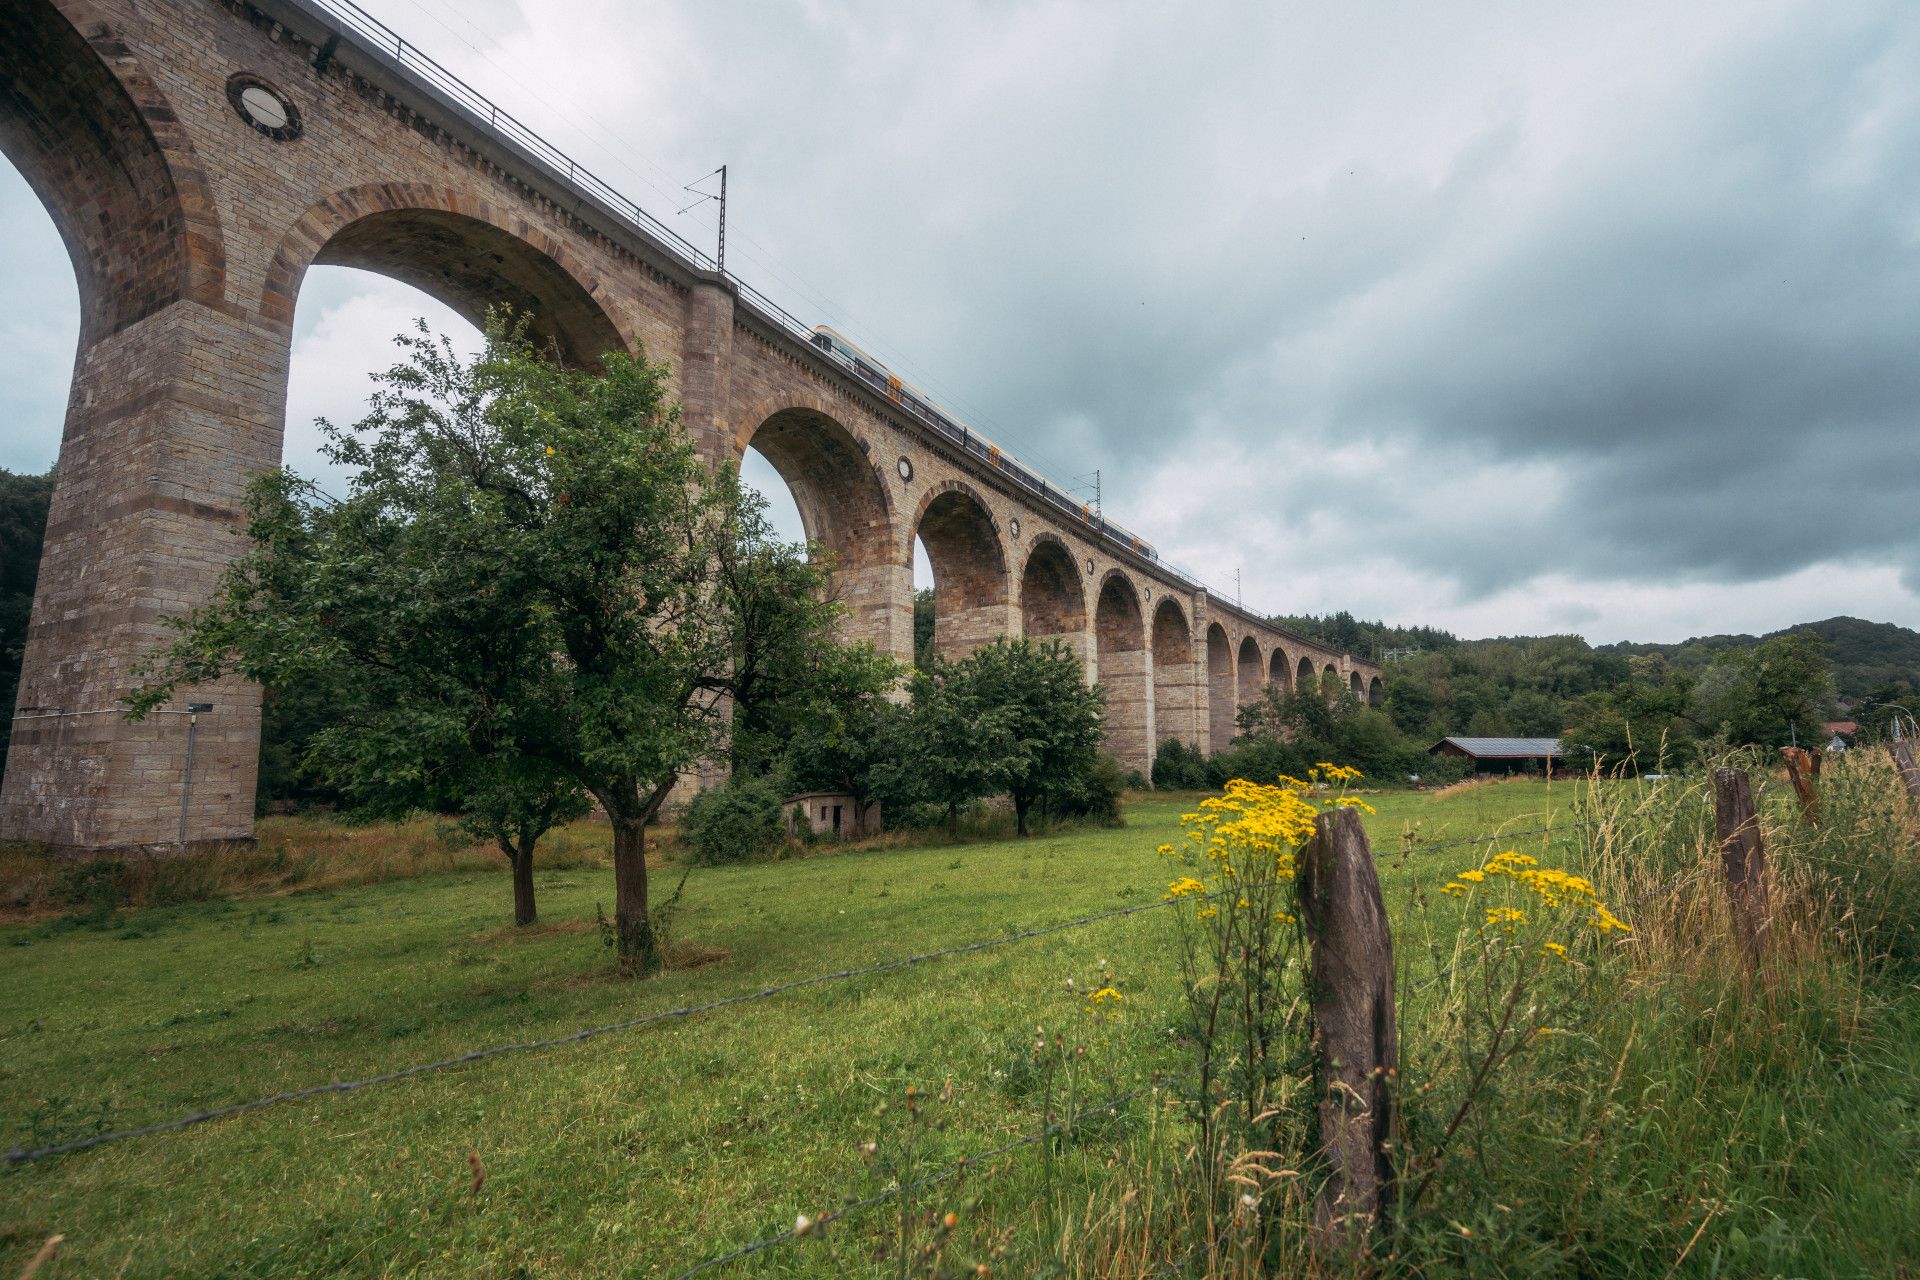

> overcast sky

[{"left": 5, "top": 0, "right": 1918, "bottom": 645}]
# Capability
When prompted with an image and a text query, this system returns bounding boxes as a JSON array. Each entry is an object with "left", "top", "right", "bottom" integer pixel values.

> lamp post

[{"left": 178, "top": 703, "right": 214, "bottom": 848}]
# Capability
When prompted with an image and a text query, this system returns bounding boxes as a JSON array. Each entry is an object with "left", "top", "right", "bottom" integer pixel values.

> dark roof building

[{"left": 1429, "top": 736, "right": 1563, "bottom": 775}]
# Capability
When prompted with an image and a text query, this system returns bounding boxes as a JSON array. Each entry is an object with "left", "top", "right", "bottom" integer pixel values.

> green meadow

[{"left": 3, "top": 775, "right": 1917, "bottom": 1278}]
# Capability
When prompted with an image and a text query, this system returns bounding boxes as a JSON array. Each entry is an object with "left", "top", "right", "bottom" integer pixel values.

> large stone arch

[
  {"left": 0, "top": 0, "right": 250, "bottom": 851},
  {"left": 0, "top": 0, "right": 226, "bottom": 343},
  {"left": 910, "top": 480, "right": 1012, "bottom": 662},
  {"left": 1206, "top": 622, "right": 1235, "bottom": 754},
  {"left": 1269, "top": 645, "right": 1293, "bottom": 692},
  {"left": 1237, "top": 635, "right": 1265, "bottom": 714},
  {"left": 1094, "top": 571, "right": 1149, "bottom": 776},
  {"left": 1368, "top": 675, "right": 1385, "bottom": 707},
  {"left": 1019, "top": 534, "right": 1088, "bottom": 661},
  {"left": 1350, "top": 670, "right": 1365, "bottom": 700},
  {"left": 1151, "top": 597, "right": 1199, "bottom": 755},
  {"left": 1297, "top": 654, "right": 1316, "bottom": 690},
  {"left": 262, "top": 185, "right": 632, "bottom": 370},
  {"left": 742, "top": 406, "right": 899, "bottom": 653}
]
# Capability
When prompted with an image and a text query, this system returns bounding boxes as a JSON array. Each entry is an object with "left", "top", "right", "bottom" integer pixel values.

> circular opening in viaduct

[{"left": 226, "top": 72, "right": 302, "bottom": 141}]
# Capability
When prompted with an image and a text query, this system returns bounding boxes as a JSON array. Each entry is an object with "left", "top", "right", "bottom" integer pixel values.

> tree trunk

[
  {"left": 947, "top": 801, "right": 959, "bottom": 840},
  {"left": 511, "top": 839, "right": 537, "bottom": 927},
  {"left": 1014, "top": 793, "right": 1030, "bottom": 837},
  {"left": 610, "top": 808, "right": 660, "bottom": 976}
]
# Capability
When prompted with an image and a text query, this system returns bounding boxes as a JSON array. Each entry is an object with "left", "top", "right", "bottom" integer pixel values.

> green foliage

[
  {"left": 776, "top": 643, "right": 908, "bottom": 812},
  {"left": 1151, "top": 738, "right": 1210, "bottom": 790},
  {"left": 961, "top": 638, "right": 1106, "bottom": 835},
  {"left": 0, "top": 467, "right": 53, "bottom": 760},
  {"left": 679, "top": 774, "right": 787, "bottom": 864},
  {"left": 880, "top": 638, "right": 1107, "bottom": 837},
  {"left": 912, "top": 586, "right": 936, "bottom": 671},
  {"left": 128, "top": 315, "right": 840, "bottom": 971},
  {"left": 1050, "top": 750, "right": 1127, "bottom": 825}
]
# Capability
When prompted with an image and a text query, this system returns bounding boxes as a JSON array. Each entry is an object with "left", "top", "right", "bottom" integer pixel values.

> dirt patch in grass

[{"left": 469, "top": 920, "right": 593, "bottom": 944}]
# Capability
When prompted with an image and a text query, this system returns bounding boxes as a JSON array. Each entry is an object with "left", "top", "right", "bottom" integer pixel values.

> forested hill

[{"left": 1600, "top": 616, "right": 1920, "bottom": 699}]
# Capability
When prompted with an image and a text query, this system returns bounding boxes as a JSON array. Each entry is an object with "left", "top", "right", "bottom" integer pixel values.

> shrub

[
  {"left": 1151, "top": 739, "right": 1210, "bottom": 790},
  {"left": 679, "top": 775, "right": 786, "bottom": 865},
  {"left": 1052, "top": 751, "right": 1127, "bottom": 826}
]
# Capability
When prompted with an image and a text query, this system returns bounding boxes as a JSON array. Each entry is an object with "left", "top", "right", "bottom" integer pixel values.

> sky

[{"left": 4, "top": 0, "right": 1918, "bottom": 646}]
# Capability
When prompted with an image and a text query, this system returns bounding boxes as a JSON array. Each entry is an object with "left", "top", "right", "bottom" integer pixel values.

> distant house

[
  {"left": 1823, "top": 721, "right": 1858, "bottom": 752},
  {"left": 782, "top": 791, "right": 881, "bottom": 839},
  {"left": 1429, "top": 736, "right": 1563, "bottom": 777}
]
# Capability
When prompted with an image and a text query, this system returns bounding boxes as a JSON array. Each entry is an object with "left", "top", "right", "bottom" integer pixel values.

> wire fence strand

[
  {"left": 4, "top": 890, "right": 1201, "bottom": 1166},
  {"left": 670, "top": 1071, "right": 1194, "bottom": 1279}
]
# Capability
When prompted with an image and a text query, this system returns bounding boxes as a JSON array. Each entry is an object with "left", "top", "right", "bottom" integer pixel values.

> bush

[
  {"left": 679, "top": 775, "right": 786, "bottom": 865},
  {"left": 1051, "top": 751, "right": 1126, "bottom": 826},
  {"left": 1151, "top": 739, "right": 1211, "bottom": 790}
]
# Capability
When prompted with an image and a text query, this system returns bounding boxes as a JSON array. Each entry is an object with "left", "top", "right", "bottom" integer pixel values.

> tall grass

[
  {"left": 1027, "top": 751, "right": 1920, "bottom": 1276},
  {"left": 0, "top": 814, "right": 620, "bottom": 921}
]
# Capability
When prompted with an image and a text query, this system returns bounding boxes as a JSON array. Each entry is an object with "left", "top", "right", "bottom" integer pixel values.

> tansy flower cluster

[
  {"left": 1161, "top": 769, "right": 1374, "bottom": 918},
  {"left": 1442, "top": 848, "right": 1632, "bottom": 940}
]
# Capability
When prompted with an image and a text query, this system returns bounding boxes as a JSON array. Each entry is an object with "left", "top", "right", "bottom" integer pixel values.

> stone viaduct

[{"left": 0, "top": 0, "right": 1382, "bottom": 854}]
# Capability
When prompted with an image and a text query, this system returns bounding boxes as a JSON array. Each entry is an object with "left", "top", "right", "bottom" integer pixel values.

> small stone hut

[{"left": 782, "top": 791, "right": 881, "bottom": 839}]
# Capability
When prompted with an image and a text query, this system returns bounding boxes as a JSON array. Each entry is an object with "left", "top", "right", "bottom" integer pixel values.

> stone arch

[
  {"left": 1350, "top": 670, "right": 1365, "bottom": 699},
  {"left": 0, "top": 0, "right": 227, "bottom": 343},
  {"left": 743, "top": 406, "right": 898, "bottom": 652},
  {"left": 1368, "top": 675, "right": 1385, "bottom": 707},
  {"left": 1019, "top": 535, "right": 1087, "bottom": 658},
  {"left": 1269, "top": 646, "right": 1293, "bottom": 691},
  {"left": 1322, "top": 662, "right": 1341, "bottom": 702},
  {"left": 1151, "top": 597, "right": 1199, "bottom": 754},
  {"left": 1094, "top": 571, "right": 1149, "bottom": 776},
  {"left": 262, "top": 185, "right": 632, "bottom": 370},
  {"left": 0, "top": 0, "right": 251, "bottom": 852},
  {"left": 910, "top": 480, "right": 1012, "bottom": 662},
  {"left": 1237, "top": 635, "right": 1265, "bottom": 712},
  {"left": 1297, "top": 654, "right": 1316, "bottom": 690},
  {"left": 1206, "top": 623, "right": 1235, "bottom": 754}
]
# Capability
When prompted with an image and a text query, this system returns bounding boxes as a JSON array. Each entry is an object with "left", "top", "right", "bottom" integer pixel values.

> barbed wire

[
  {"left": 4, "top": 891, "right": 1211, "bottom": 1166},
  {"left": 670, "top": 1071, "right": 1191, "bottom": 1278},
  {"left": 0, "top": 793, "right": 1746, "bottom": 1168},
  {"left": 1388, "top": 820, "right": 1595, "bottom": 861}
]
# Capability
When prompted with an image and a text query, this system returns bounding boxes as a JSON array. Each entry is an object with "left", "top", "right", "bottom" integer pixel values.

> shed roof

[{"left": 1430, "top": 736, "right": 1563, "bottom": 759}]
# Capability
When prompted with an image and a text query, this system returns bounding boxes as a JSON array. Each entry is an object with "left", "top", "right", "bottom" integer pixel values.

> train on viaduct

[{"left": 0, "top": 0, "right": 1381, "bottom": 855}]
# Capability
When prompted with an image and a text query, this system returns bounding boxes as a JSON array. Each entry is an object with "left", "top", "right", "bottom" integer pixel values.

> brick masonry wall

[{"left": 0, "top": 0, "right": 1380, "bottom": 850}]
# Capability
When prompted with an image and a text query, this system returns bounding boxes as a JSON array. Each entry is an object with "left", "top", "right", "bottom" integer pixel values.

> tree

[
  {"left": 0, "top": 467, "right": 54, "bottom": 760},
  {"left": 913, "top": 587, "right": 936, "bottom": 671},
  {"left": 958, "top": 638, "right": 1105, "bottom": 835},
  {"left": 134, "top": 317, "right": 827, "bottom": 973},
  {"left": 886, "top": 657, "right": 1009, "bottom": 838},
  {"left": 1694, "top": 630, "right": 1833, "bottom": 749},
  {"left": 779, "top": 643, "right": 909, "bottom": 836}
]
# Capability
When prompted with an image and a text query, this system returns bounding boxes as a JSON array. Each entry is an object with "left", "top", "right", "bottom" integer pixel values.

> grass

[{"left": 1, "top": 772, "right": 1915, "bottom": 1277}]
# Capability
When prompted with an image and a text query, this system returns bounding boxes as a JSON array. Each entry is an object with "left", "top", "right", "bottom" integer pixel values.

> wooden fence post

[
  {"left": 1889, "top": 739, "right": 1920, "bottom": 804},
  {"left": 1298, "top": 806, "right": 1397, "bottom": 1249},
  {"left": 1779, "top": 746, "right": 1822, "bottom": 824},
  {"left": 1711, "top": 767, "right": 1771, "bottom": 970}
]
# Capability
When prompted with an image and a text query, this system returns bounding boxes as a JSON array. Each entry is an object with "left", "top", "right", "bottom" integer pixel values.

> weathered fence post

[
  {"left": 1889, "top": 739, "right": 1920, "bottom": 804},
  {"left": 1779, "top": 746, "right": 1822, "bottom": 825},
  {"left": 1711, "top": 767, "right": 1771, "bottom": 971},
  {"left": 1298, "top": 806, "right": 1397, "bottom": 1250}
]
